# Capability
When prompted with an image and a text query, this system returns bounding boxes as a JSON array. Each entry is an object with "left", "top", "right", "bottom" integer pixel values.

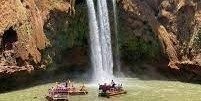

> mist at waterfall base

[{"left": 86, "top": 0, "right": 122, "bottom": 83}]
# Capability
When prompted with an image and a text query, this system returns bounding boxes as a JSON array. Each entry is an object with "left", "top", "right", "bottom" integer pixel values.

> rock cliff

[
  {"left": 1, "top": 0, "right": 201, "bottom": 80},
  {"left": 0, "top": 0, "right": 73, "bottom": 77},
  {"left": 119, "top": 0, "right": 201, "bottom": 75}
]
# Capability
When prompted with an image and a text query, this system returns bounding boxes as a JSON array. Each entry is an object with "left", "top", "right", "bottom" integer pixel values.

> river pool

[{"left": 1, "top": 78, "right": 201, "bottom": 101}]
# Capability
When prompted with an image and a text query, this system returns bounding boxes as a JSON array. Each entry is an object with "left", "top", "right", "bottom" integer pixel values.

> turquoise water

[{"left": 1, "top": 78, "right": 201, "bottom": 101}]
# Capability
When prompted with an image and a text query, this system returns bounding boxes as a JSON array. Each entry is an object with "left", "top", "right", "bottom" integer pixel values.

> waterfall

[
  {"left": 86, "top": 0, "right": 114, "bottom": 83},
  {"left": 86, "top": 0, "right": 104, "bottom": 82},
  {"left": 97, "top": 0, "right": 114, "bottom": 77},
  {"left": 112, "top": 0, "right": 123, "bottom": 77}
]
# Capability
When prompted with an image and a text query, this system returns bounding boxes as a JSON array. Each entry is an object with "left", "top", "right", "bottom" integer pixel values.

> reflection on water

[{"left": 1, "top": 78, "right": 201, "bottom": 101}]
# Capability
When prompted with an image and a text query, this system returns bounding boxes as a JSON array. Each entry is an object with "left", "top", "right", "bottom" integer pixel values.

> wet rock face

[
  {"left": 0, "top": 0, "right": 72, "bottom": 76},
  {"left": 119, "top": 0, "right": 201, "bottom": 75}
]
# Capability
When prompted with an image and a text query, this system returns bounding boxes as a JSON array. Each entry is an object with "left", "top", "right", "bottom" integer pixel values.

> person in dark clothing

[
  {"left": 102, "top": 83, "right": 107, "bottom": 93},
  {"left": 111, "top": 80, "right": 116, "bottom": 88}
]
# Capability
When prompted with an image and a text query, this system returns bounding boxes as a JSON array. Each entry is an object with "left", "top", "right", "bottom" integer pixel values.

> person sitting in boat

[
  {"left": 117, "top": 84, "right": 123, "bottom": 91},
  {"left": 65, "top": 79, "right": 72, "bottom": 91},
  {"left": 71, "top": 82, "right": 76, "bottom": 92},
  {"left": 55, "top": 82, "right": 60, "bottom": 88},
  {"left": 111, "top": 80, "right": 116, "bottom": 88},
  {"left": 65, "top": 79, "right": 71, "bottom": 87},
  {"left": 80, "top": 83, "right": 86, "bottom": 91},
  {"left": 102, "top": 83, "right": 107, "bottom": 93},
  {"left": 56, "top": 82, "right": 66, "bottom": 89}
]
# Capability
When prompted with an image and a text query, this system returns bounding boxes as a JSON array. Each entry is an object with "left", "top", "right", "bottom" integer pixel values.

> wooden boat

[
  {"left": 46, "top": 94, "right": 69, "bottom": 101},
  {"left": 98, "top": 84, "right": 127, "bottom": 98},
  {"left": 67, "top": 91, "right": 88, "bottom": 95},
  {"left": 46, "top": 88, "right": 69, "bottom": 101},
  {"left": 98, "top": 90, "right": 127, "bottom": 98},
  {"left": 46, "top": 82, "right": 88, "bottom": 100}
]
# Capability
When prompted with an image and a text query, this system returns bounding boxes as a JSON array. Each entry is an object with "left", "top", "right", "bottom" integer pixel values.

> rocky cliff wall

[
  {"left": 0, "top": 0, "right": 73, "bottom": 77},
  {"left": 118, "top": 0, "right": 201, "bottom": 75}
]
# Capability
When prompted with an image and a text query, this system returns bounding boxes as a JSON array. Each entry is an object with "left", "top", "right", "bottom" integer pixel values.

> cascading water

[
  {"left": 112, "top": 0, "right": 124, "bottom": 77},
  {"left": 97, "top": 0, "right": 114, "bottom": 78},
  {"left": 86, "top": 0, "right": 104, "bottom": 82},
  {"left": 86, "top": 0, "right": 114, "bottom": 83}
]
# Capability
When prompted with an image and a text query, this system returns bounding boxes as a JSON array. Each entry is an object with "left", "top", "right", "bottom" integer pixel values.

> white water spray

[
  {"left": 86, "top": 0, "right": 104, "bottom": 82},
  {"left": 97, "top": 0, "right": 114, "bottom": 78},
  {"left": 86, "top": 0, "right": 114, "bottom": 83}
]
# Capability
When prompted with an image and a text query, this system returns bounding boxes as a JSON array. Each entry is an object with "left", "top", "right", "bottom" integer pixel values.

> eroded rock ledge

[
  {"left": 0, "top": 0, "right": 73, "bottom": 76},
  {"left": 119, "top": 0, "right": 201, "bottom": 75}
]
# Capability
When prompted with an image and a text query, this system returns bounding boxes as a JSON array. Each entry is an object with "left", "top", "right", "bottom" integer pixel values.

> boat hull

[
  {"left": 98, "top": 90, "right": 127, "bottom": 98},
  {"left": 68, "top": 91, "right": 88, "bottom": 95},
  {"left": 46, "top": 95, "right": 69, "bottom": 101}
]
